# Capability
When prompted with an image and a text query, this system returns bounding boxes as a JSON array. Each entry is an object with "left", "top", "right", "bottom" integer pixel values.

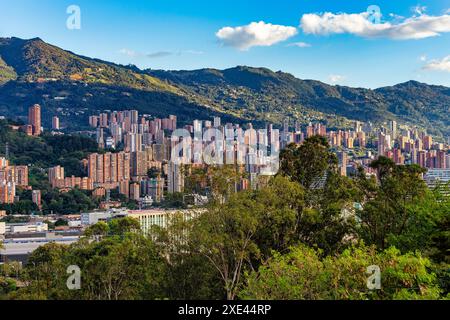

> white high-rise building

[
  {"left": 213, "top": 117, "right": 221, "bottom": 128},
  {"left": 167, "top": 162, "right": 184, "bottom": 193},
  {"left": 389, "top": 120, "right": 397, "bottom": 140}
]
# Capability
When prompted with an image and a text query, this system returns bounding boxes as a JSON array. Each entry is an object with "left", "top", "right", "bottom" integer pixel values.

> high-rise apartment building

[
  {"left": 87, "top": 152, "right": 131, "bottom": 188},
  {"left": 130, "top": 183, "right": 141, "bottom": 201},
  {"left": 28, "top": 104, "right": 41, "bottom": 136},
  {"left": 167, "top": 162, "right": 184, "bottom": 193},
  {"left": 214, "top": 117, "right": 221, "bottom": 128},
  {"left": 0, "top": 181, "right": 15, "bottom": 204},
  {"left": 32, "top": 190, "right": 42, "bottom": 209},
  {"left": 89, "top": 115, "right": 99, "bottom": 128},
  {"left": 424, "top": 136, "right": 433, "bottom": 150},
  {"left": 337, "top": 152, "right": 348, "bottom": 176},
  {"left": 52, "top": 116, "right": 60, "bottom": 130}
]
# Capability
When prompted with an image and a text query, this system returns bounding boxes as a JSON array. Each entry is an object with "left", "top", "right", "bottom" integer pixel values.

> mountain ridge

[{"left": 0, "top": 37, "right": 448, "bottom": 136}]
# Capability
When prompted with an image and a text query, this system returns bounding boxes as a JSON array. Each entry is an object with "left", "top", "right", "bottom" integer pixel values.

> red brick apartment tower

[{"left": 28, "top": 104, "right": 41, "bottom": 136}]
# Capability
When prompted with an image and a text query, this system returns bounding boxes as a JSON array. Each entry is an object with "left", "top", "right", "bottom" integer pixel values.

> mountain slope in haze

[
  {"left": 0, "top": 37, "right": 243, "bottom": 129},
  {"left": 147, "top": 66, "right": 449, "bottom": 136},
  {"left": 147, "top": 66, "right": 391, "bottom": 124},
  {"left": 0, "top": 37, "right": 448, "bottom": 137},
  {"left": 376, "top": 81, "right": 450, "bottom": 134},
  {"left": 0, "top": 55, "right": 17, "bottom": 84},
  {"left": 0, "top": 37, "right": 179, "bottom": 92}
]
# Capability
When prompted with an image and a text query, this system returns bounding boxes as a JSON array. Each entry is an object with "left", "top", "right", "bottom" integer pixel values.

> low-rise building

[
  {"left": 0, "top": 222, "right": 5, "bottom": 236},
  {"left": 80, "top": 208, "right": 128, "bottom": 226},
  {"left": 424, "top": 169, "right": 450, "bottom": 195},
  {"left": 424, "top": 169, "right": 450, "bottom": 187},
  {"left": 0, "top": 235, "right": 79, "bottom": 264},
  {"left": 127, "top": 209, "right": 197, "bottom": 235},
  {"left": 5, "top": 222, "right": 48, "bottom": 234},
  {"left": 81, "top": 211, "right": 112, "bottom": 226}
]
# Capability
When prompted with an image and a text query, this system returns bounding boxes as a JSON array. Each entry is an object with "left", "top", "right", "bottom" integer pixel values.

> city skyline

[{"left": 0, "top": 1, "right": 449, "bottom": 304}]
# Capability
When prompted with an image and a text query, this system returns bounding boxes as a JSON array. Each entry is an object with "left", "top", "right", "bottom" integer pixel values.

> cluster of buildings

[
  {"left": 3, "top": 112, "right": 449, "bottom": 263},
  {"left": 280, "top": 120, "right": 450, "bottom": 179},
  {"left": 6, "top": 105, "right": 450, "bottom": 211},
  {"left": 86, "top": 110, "right": 282, "bottom": 203},
  {"left": 0, "top": 208, "right": 193, "bottom": 263},
  {"left": 21, "top": 103, "right": 60, "bottom": 137},
  {"left": 47, "top": 151, "right": 165, "bottom": 204},
  {"left": 0, "top": 103, "right": 60, "bottom": 206},
  {"left": 376, "top": 121, "right": 450, "bottom": 169},
  {"left": 48, "top": 165, "right": 94, "bottom": 191},
  {"left": 0, "top": 157, "right": 29, "bottom": 204},
  {"left": 79, "top": 111, "right": 450, "bottom": 203}
]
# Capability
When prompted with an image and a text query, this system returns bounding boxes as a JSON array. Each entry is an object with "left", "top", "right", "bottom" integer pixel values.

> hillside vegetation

[{"left": 0, "top": 37, "right": 448, "bottom": 136}]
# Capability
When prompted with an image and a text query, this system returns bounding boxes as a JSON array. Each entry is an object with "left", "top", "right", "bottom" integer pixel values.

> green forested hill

[
  {"left": 0, "top": 37, "right": 448, "bottom": 136},
  {"left": 147, "top": 67, "right": 449, "bottom": 136}
]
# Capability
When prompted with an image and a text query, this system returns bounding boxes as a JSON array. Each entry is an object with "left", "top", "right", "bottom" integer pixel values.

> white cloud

[
  {"left": 423, "top": 55, "right": 450, "bottom": 72},
  {"left": 146, "top": 51, "right": 173, "bottom": 58},
  {"left": 216, "top": 21, "right": 298, "bottom": 50},
  {"left": 300, "top": 11, "right": 450, "bottom": 40},
  {"left": 389, "top": 13, "right": 405, "bottom": 23},
  {"left": 328, "top": 74, "right": 346, "bottom": 84},
  {"left": 119, "top": 49, "right": 204, "bottom": 59},
  {"left": 119, "top": 48, "right": 138, "bottom": 57},
  {"left": 419, "top": 54, "right": 427, "bottom": 61},
  {"left": 287, "top": 41, "right": 312, "bottom": 48}
]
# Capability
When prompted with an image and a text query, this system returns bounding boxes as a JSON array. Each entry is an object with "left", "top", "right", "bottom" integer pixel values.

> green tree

[
  {"left": 279, "top": 136, "right": 337, "bottom": 189},
  {"left": 69, "top": 233, "right": 165, "bottom": 300},
  {"left": 191, "top": 190, "right": 261, "bottom": 300},
  {"left": 253, "top": 175, "right": 305, "bottom": 259},
  {"left": 108, "top": 217, "right": 141, "bottom": 236},
  {"left": 277, "top": 136, "right": 360, "bottom": 254},
  {"left": 240, "top": 244, "right": 444, "bottom": 300},
  {"left": 153, "top": 213, "right": 224, "bottom": 300},
  {"left": 84, "top": 221, "right": 110, "bottom": 238},
  {"left": 17, "top": 243, "right": 69, "bottom": 300},
  {"left": 355, "top": 158, "right": 429, "bottom": 250}
]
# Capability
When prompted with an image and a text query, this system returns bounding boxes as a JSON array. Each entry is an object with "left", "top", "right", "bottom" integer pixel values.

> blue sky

[{"left": 0, "top": 0, "right": 449, "bottom": 88}]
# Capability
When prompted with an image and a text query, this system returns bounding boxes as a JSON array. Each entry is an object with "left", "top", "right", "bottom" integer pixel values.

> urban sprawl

[{"left": 0, "top": 104, "right": 449, "bottom": 263}]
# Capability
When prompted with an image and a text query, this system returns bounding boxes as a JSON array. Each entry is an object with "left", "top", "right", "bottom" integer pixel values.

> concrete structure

[
  {"left": 424, "top": 169, "right": 450, "bottom": 190},
  {"left": 88, "top": 152, "right": 131, "bottom": 188},
  {"left": 52, "top": 116, "right": 60, "bottom": 130},
  {"left": 28, "top": 104, "right": 41, "bottom": 136},
  {"left": 32, "top": 190, "right": 42, "bottom": 209},
  {"left": 0, "top": 222, "right": 5, "bottom": 236},
  {"left": 167, "top": 162, "right": 184, "bottom": 194},
  {"left": 127, "top": 209, "right": 196, "bottom": 235},
  {"left": 48, "top": 165, "right": 65, "bottom": 182},
  {"left": 80, "top": 211, "right": 112, "bottom": 226},
  {"left": 0, "top": 181, "right": 16, "bottom": 204},
  {"left": 0, "top": 162, "right": 29, "bottom": 187},
  {"left": 0, "top": 236, "right": 79, "bottom": 264},
  {"left": 48, "top": 165, "right": 93, "bottom": 191},
  {"left": 5, "top": 222, "right": 48, "bottom": 234},
  {"left": 80, "top": 209, "right": 128, "bottom": 226}
]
